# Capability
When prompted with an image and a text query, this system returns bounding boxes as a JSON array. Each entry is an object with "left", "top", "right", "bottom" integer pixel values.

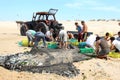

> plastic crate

[
  {"left": 78, "top": 42, "right": 86, "bottom": 48},
  {"left": 80, "top": 48, "right": 94, "bottom": 53},
  {"left": 47, "top": 43, "right": 58, "bottom": 49},
  {"left": 108, "top": 52, "right": 120, "bottom": 58}
]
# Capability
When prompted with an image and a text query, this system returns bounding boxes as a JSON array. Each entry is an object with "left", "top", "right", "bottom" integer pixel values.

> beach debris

[{"left": 0, "top": 47, "right": 91, "bottom": 77}]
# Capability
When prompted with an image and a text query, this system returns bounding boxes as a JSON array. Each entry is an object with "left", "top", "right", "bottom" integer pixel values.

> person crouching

[
  {"left": 26, "top": 30, "right": 36, "bottom": 47},
  {"left": 34, "top": 29, "right": 46, "bottom": 48},
  {"left": 95, "top": 36, "right": 110, "bottom": 59}
]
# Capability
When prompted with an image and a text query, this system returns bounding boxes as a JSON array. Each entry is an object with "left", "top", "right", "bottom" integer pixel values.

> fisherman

[
  {"left": 95, "top": 36, "right": 110, "bottom": 59},
  {"left": 81, "top": 21, "right": 88, "bottom": 42},
  {"left": 45, "top": 28, "right": 54, "bottom": 41},
  {"left": 26, "top": 30, "right": 36, "bottom": 47},
  {"left": 58, "top": 27, "right": 68, "bottom": 49},
  {"left": 110, "top": 37, "right": 120, "bottom": 53},
  {"left": 75, "top": 22, "right": 82, "bottom": 42}
]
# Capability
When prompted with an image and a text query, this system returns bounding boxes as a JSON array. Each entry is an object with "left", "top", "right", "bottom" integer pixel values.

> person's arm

[
  {"left": 110, "top": 44, "right": 115, "bottom": 50},
  {"left": 76, "top": 27, "right": 78, "bottom": 30},
  {"left": 70, "top": 33, "right": 74, "bottom": 39},
  {"left": 51, "top": 35, "right": 54, "bottom": 41},
  {"left": 95, "top": 40, "right": 100, "bottom": 55},
  {"left": 82, "top": 26, "right": 85, "bottom": 33}
]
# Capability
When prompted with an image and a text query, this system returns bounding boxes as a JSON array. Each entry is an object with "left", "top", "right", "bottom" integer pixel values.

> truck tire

[
  {"left": 35, "top": 22, "right": 48, "bottom": 34},
  {"left": 20, "top": 26, "right": 27, "bottom": 36}
]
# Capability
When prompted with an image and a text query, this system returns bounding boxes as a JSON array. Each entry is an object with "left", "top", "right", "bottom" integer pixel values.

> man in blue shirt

[{"left": 75, "top": 22, "right": 82, "bottom": 42}]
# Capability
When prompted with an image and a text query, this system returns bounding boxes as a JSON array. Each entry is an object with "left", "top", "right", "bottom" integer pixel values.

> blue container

[{"left": 78, "top": 42, "right": 87, "bottom": 48}]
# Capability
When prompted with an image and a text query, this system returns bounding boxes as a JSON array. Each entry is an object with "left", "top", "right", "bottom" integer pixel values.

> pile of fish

[{"left": 0, "top": 47, "right": 91, "bottom": 77}]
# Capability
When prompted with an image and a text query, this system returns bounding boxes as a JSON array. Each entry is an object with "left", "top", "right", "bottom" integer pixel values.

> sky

[{"left": 0, "top": 0, "right": 120, "bottom": 21}]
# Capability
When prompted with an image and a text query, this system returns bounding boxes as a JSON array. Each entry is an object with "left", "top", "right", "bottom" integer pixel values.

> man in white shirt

[
  {"left": 59, "top": 28, "right": 68, "bottom": 49},
  {"left": 110, "top": 37, "right": 120, "bottom": 52},
  {"left": 45, "top": 28, "right": 54, "bottom": 41},
  {"left": 85, "top": 34, "right": 97, "bottom": 49}
]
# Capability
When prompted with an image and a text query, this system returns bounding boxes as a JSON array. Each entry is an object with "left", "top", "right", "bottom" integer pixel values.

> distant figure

[
  {"left": 81, "top": 21, "right": 88, "bottom": 42},
  {"left": 45, "top": 28, "right": 54, "bottom": 41},
  {"left": 104, "top": 32, "right": 110, "bottom": 41},
  {"left": 59, "top": 28, "right": 68, "bottom": 49},
  {"left": 67, "top": 32, "right": 74, "bottom": 39},
  {"left": 95, "top": 36, "right": 110, "bottom": 59},
  {"left": 118, "top": 23, "right": 120, "bottom": 26},
  {"left": 75, "top": 22, "right": 82, "bottom": 42},
  {"left": 116, "top": 31, "right": 120, "bottom": 41},
  {"left": 34, "top": 29, "right": 46, "bottom": 48},
  {"left": 26, "top": 30, "right": 36, "bottom": 47},
  {"left": 110, "top": 37, "right": 120, "bottom": 52}
]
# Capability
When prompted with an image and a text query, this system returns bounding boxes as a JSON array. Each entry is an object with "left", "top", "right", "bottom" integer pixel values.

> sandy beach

[{"left": 0, "top": 21, "right": 120, "bottom": 80}]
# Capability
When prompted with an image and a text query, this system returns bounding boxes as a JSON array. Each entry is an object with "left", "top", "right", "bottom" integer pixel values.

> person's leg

[
  {"left": 64, "top": 34, "right": 68, "bottom": 49},
  {"left": 78, "top": 33, "right": 81, "bottom": 42},
  {"left": 41, "top": 36, "right": 46, "bottom": 47},
  {"left": 82, "top": 32, "right": 87, "bottom": 42},
  {"left": 97, "top": 49, "right": 110, "bottom": 60},
  {"left": 34, "top": 36, "right": 40, "bottom": 47},
  {"left": 29, "top": 35, "right": 34, "bottom": 46},
  {"left": 64, "top": 41, "right": 68, "bottom": 49},
  {"left": 27, "top": 36, "right": 31, "bottom": 47},
  {"left": 26, "top": 33, "right": 31, "bottom": 47},
  {"left": 31, "top": 40, "right": 34, "bottom": 46},
  {"left": 59, "top": 34, "right": 63, "bottom": 48},
  {"left": 45, "top": 37, "right": 51, "bottom": 42}
]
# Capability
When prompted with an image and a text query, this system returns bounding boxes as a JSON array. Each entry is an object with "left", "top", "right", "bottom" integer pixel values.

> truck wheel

[{"left": 20, "top": 26, "right": 27, "bottom": 36}]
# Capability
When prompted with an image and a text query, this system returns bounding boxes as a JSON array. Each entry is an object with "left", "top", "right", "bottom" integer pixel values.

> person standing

[
  {"left": 26, "top": 30, "right": 36, "bottom": 47},
  {"left": 81, "top": 21, "right": 88, "bottom": 42},
  {"left": 75, "top": 22, "right": 82, "bottom": 42}
]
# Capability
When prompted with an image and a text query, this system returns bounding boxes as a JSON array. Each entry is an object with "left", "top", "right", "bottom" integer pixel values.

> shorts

[
  {"left": 83, "top": 32, "right": 88, "bottom": 40},
  {"left": 98, "top": 49, "right": 110, "bottom": 56},
  {"left": 59, "top": 33, "right": 67, "bottom": 42}
]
